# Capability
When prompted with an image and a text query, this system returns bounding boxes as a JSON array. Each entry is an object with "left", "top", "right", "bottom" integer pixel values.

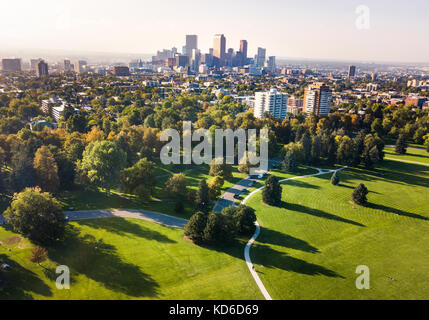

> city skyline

[{"left": 1, "top": 0, "right": 428, "bottom": 63}]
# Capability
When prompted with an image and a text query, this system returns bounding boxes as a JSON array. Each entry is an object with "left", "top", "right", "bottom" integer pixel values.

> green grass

[
  {"left": 247, "top": 160, "right": 429, "bottom": 299},
  {"left": 384, "top": 147, "right": 429, "bottom": 164},
  {"left": 0, "top": 218, "right": 262, "bottom": 300}
]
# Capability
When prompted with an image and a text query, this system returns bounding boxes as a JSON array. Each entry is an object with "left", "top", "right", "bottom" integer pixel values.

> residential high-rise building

[
  {"left": 303, "top": 83, "right": 332, "bottom": 116},
  {"left": 239, "top": 40, "right": 248, "bottom": 65},
  {"left": 1, "top": 58, "right": 21, "bottom": 72},
  {"left": 256, "top": 48, "right": 266, "bottom": 67},
  {"left": 36, "top": 60, "right": 49, "bottom": 77},
  {"left": 213, "top": 34, "right": 226, "bottom": 65},
  {"left": 348, "top": 65, "right": 356, "bottom": 78},
  {"left": 185, "top": 35, "right": 198, "bottom": 58},
  {"left": 254, "top": 88, "right": 288, "bottom": 120}
]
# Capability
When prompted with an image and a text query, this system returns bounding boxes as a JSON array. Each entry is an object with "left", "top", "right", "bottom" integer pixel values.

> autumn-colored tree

[
  {"left": 33, "top": 146, "right": 60, "bottom": 193},
  {"left": 85, "top": 126, "right": 105, "bottom": 144},
  {"left": 30, "top": 246, "right": 48, "bottom": 269}
]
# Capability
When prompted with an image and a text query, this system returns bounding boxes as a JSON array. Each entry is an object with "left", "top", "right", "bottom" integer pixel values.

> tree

[
  {"left": 311, "top": 136, "right": 321, "bottom": 164},
  {"left": 174, "top": 200, "right": 184, "bottom": 214},
  {"left": 203, "top": 212, "right": 234, "bottom": 244},
  {"left": 164, "top": 173, "right": 188, "bottom": 199},
  {"left": 10, "top": 144, "right": 36, "bottom": 192},
  {"left": 33, "top": 146, "right": 60, "bottom": 193},
  {"left": 395, "top": 134, "right": 407, "bottom": 155},
  {"left": 184, "top": 211, "right": 207, "bottom": 243},
  {"left": 30, "top": 246, "right": 48, "bottom": 269},
  {"left": 262, "top": 175, "right": 282, "bottom": 206},
  {"left": 4, "top": 187, "right": 65, "bottom": 244},
  {"left": 231, "top": 205, "right": 256, "bottom": 235},
  {"left": 427, "top": 142, "right": 429, "bottom": 154},
  {"left": 86, "top": 126, "right": 105, "bottom": 143},
  {"left": 77, "top": 141, "right": 127, "bottom": 192},
  {"left": 352, "top": 183, "right": 369, "bottom": 206},
  {"left": 120, "top": 158, "right": 155, "bottom": 201},
  {"left": 301, "top": 132, "right": 312, "bottom": 164},
  {"left": 209, "top": 158, "right": 233, "bottom": 181},
  {"left": 208, "top": 176, "right": 224, "bottom": 201},
  {"left": 331, "top": 171, "right": 340, "bottom": 186},
  {"left": 282, "top": 150, "right": 297, "bottom": 172},
  {"left": 195, "top": 179, "right": 210, "bottom": 213}
]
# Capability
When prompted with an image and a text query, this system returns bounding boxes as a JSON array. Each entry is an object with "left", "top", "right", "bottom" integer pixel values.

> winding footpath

[
  {"left": 64, "top": 208, "right": 188, "bottom": 229},
  {"left": 241, "top": 166, "right": 347, "bottom": 300}
]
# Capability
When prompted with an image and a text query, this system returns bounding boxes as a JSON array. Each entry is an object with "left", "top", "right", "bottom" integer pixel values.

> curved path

[
  {"left": 242, "top": 166, "right": 347, "bottom": 300},
  {"left": 64, "top": 208, "right": 188, "bottom": 229}
]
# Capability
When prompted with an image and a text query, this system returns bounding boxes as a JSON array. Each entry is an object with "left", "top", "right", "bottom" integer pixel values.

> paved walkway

[
  {"left": 65, "top": 209, "right": 188, "bottom": 229},
  {"left": 212, "top": 158, "right": 282, "bottom": 213},
  {"left": 241, "top": 166, "right": 347, "bottom": 301}
]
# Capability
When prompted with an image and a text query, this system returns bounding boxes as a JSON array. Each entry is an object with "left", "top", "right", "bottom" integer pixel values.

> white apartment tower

[{"left": 254, "top": 88, "right": 288, "bottom": 120}]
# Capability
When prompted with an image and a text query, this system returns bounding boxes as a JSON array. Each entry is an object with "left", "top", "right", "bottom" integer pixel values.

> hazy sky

[{"left": 1, "top": 0, "right": 428, "bottom": 62}]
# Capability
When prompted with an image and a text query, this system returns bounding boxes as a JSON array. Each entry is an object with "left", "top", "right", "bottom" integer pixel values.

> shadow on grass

[
  {"left": 257, "top": 228, "right": 319, "bottom": 254},
  {"left": 281, "top": 202, "right": 365, "bottom": 227},
  {"left": 366, "top": 203, "right": 429, "bottom": 221},
  {"left": 0, "top": 254, "right": 52, "bottom": 299},
  {"left": 204, "top": 239, "right": 341, "bottom": 278},
  {"left": 47, "top": 226, "right": 159, "bottom": 298},
  {"left": 77, "top": 218, "right": 176, "bottom": 243},
  {"left": 252, "top": 243, "right": 344, "bottom": 278}
]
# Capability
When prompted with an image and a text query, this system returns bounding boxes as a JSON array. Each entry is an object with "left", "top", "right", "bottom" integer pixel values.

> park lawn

[
  {"left": 384, "top": 146, "right": 429, "bottom": 164},
  {"left": 247, "top": 160, "right": 429, "bottom": 299},
  {"left": 0, "top": 218, "right": 262, "bottom": 300}
]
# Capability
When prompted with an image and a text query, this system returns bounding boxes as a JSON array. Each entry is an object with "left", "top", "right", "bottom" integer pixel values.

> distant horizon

[
  {"left": 1, "top": 1, "right": 428, "bottom": 64},
  {"left": 1, "top": 46, "right": 428, "bottom": 66}
]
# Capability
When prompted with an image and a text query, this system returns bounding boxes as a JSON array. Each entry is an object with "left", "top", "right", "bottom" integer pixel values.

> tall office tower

[
  {"left": 239, "top": 40, "right": 248, "bottom": 65},
  {"left": 371, "top": 72, "right": 377, "bottom": 82},
  {"left": 74, "top": 60, "right": 87, "bottom": 73},
  {"left": 36, "top": 60, "right": 49, "bottom": 77},
  {"left": 1, "top": 58, "right": 22, "bottom": 72},
  {"left": 303, "top": 83, "right": 332, "bottom": 116},
  {"left": 256, "top": 47, "right": 266, "bottom": 67},
  {"left": 213, "top": 34, "right": 226, "bottom": 65},
  {"left": 254, "top": 88, "right": 288, "bottom": 120},
  {"left": 348, "top": 65, "right": 356, "bottom": 78},
  {"left": 266, "top": 56, "right": 276, "bottom": 72},
  {"left": 185, "top": 35, "right": 198, "bottom": 58},
  {"left": 191, "top": 49, "right": 201, "bottom": 72},
  {"left": 64, "top": 59, "right": 71, "bottom": 72},
  {"left": 176, "top": 55, "right": 189, "bottom": 68},
  {"left": 30, "top": 59, "right": 42, "bottom": 71}
]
